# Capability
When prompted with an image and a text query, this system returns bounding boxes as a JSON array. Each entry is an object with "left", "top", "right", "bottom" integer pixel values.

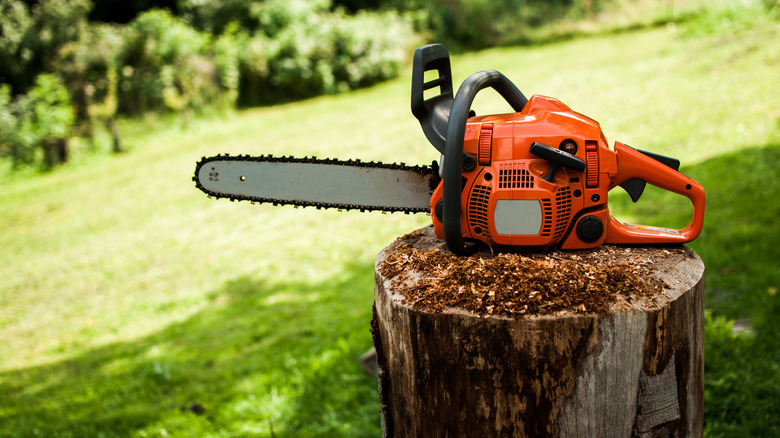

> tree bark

[
  {"left": 107, "top": 117, "right": 122, "bottom": 153},
  {"left": 42, "top": 138, "right": 68, "bottom": 168},
  {"left": 371, "top": 227, "right": 704, "bottom": 438}
]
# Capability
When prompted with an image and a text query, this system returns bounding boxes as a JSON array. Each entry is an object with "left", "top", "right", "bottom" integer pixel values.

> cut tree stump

[{"left": 371, "top": 226, "right": 704, "bottom": 438}]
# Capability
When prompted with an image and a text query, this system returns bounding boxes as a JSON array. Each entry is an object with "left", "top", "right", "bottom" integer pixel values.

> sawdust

[{"left": 378, "top": 228, "right": 680, "bottom": 316}]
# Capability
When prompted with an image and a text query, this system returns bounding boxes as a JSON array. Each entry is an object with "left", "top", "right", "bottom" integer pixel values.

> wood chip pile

[{"left": 378, "top": 229, "right": 683, "bottom": 316}]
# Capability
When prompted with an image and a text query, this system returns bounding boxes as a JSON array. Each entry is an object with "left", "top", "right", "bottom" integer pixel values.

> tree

[
  {"left": 7, "top": 74, "right": 75, "bottom": 169},
  {"left": 58, "top": 23, "right": 124, "bottom": 152},
  {"left": 0, "top": 0, "right": 90, "bottom": 95}
]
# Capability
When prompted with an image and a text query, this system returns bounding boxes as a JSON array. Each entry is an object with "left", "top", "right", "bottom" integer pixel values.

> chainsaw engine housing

[{"left": 429, "top": 95, "right": 616, "bottom": 250}]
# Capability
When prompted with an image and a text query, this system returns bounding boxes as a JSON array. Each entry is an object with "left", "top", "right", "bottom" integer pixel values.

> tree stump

[{"left": 371, "top": 226, "right": 704, "bottom": 438}]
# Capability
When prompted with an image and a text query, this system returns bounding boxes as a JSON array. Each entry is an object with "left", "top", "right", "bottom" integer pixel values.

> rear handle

[{"left": 606, "top": 142, "right": 705, "bottom": 244}]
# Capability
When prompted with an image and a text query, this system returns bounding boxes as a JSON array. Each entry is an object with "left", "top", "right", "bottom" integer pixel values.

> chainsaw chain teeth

[{"left": 193, "top": 154, "right": 439, "bottom": 214}]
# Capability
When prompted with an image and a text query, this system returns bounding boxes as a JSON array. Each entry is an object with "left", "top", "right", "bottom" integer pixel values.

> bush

[
  {"left": 213, "top": 23, "right": 247, "bottom": 104},
  {"left": 60, "top": 10, "right": 237, "bottom": 118},
  {"left": 178, "top": 0, "right": 416, "bottom": 105},
  {"left": 1, "top": 74, "right": 75, "bottom": 169},
  {"left": 0, "top": 85, "right": 16, "bottom": 160},
  {"left": 0, "top": 0, "right": 90, "bottom": 95},
  {"left": 3, "top": 0, "right": 420, "bottom": 171},
  {"left": 117, "top": 9, "right": 220, "bottom": 115},
  {"left": 178, "top": 0, "right": 259, "bottom": 35},
  {"left": 58, "top": 24, "right": 124, "bottom": 123},
  {"left": 388, "top": 0, "right": 615, "bottom": 48},
  {"left": 237, "top": 2, "right": 416, "bottom": 105}
]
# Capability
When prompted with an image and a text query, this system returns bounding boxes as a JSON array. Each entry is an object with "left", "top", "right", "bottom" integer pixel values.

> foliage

[
  {"left": 89, "top": 0, "right": 179, "bottom": 23},
  {"left": 2, "top": 0, "right": 420, "bottom": 171},
  {"left": 58, "top": 23, "right": 124, "bottom": 121},
  {"left": 0, "top": 0, "right": 90, "bottom": 95},
  {"left": 237, "top": 2, "right": 416, "bottom": 106},
  {"left": 0, "top": 74, "right": 74, "bottom": 169},
  {"left": 117, "top": 9, "right": 219, "bottom": 115},
  {"left": 0, "top": 85, "right": 16, "bottom": 160},
  {"left": 57, "top": 9, "right": 236, "bottom": 119},
  {"left": 178, "top": 0, "right": 416, "bottom": 106},
  {"left": 0, "top": 0, "right": 98, "bottom": 167},
  {"left": 383, "top": 0, "right": 618, "bottom": 48},
  {"left": 178, "top": 0, "right": 257, "bottom": 35},
  {"left": 213, "top": 23, "right": 246, "bottom": 103},
  {"left": 0, "top": 0, "right": 33, "bottom": 91}
]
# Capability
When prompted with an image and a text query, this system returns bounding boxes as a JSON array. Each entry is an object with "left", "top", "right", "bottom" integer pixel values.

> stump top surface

[{"left": 376, "top": 227, "right": 703, "bottom": 318}]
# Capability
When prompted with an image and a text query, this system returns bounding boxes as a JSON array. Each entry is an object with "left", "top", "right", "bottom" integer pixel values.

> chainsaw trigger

[{"left": 619, "top": 178, "right": 647, "bottom": 203}]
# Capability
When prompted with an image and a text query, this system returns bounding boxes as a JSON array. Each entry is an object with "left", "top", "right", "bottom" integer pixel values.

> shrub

[
  {"left": 237, "top": 2, "right": 416, "bottom": 105},
  {"left": 389, "top": 0, "right": 614, "bottom": 48},
  {"left": 2, "top": 74, "right": 75, "bottom": 169},
  {"left": 0, "top": 85, "right": 17, "bottom": 161},
  {"left": 58, "top": 24, "right": 124, "bottom": 123},
  {"left": 179, "top": 0, "right": 416, "bottom": 105},
  {"left": 117, "top": 9, "right": 221, "bottom": 115},
  {"left": 0, "top": 0, "right": 90, "bottom": 95},
  {"left": 178, "top": 0, "right": 259, "bottom": 35},
  {"left": 4, "top": 1, "right": 420, "bottom": 171},
  {"left": 213, "top": 23, "right": 247, "bottom": 104}
]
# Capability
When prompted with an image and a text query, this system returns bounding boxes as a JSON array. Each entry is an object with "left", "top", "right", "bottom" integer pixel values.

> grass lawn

[{"left": 1, "top": 4, "right": 778, "bottom": 437}]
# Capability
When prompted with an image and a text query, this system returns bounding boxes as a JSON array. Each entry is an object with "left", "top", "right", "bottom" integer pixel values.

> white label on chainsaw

[{"left": 493, "top": 200, "right": 542, "bottom": 235}]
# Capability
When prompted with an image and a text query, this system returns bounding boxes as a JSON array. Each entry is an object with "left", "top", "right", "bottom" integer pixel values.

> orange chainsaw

[{"left": 194, "top": 44, "right": 704, "bottom": 255}]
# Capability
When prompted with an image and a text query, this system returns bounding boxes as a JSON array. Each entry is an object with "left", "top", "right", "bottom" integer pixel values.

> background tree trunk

[
  {"left": 107, "top": 117, "right": 122, "bottom": 153},
  {"left": 372, "top": 227, "right": 704, "bottom": 437},
  {"left": 42, "top": 138, "right": 68, "bottom": 168}
]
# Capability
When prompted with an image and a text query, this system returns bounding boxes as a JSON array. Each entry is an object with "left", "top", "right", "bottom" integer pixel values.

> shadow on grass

[{"left": 1, "top": 261, "right": 381, "bottom": 437}]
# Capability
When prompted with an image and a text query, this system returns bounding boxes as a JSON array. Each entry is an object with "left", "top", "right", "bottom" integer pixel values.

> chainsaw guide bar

[{"left": 194, "top": 154, "right": 439, "bottom": 213}]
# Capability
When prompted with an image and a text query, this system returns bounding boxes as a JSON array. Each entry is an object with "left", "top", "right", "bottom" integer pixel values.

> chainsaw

[{"left": 194, "top": 44, "right": 704, "bottom": 255}]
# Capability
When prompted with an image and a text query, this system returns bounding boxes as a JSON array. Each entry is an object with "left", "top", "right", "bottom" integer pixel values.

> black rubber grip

[{"left": 411, "top": 44, "right": 454, "bottom": 154}]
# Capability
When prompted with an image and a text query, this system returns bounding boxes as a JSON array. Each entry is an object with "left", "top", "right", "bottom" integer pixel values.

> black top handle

[
  {"left": 411, "top": 44, "right": 454, "bottom": 154},
  {"left": 442, "top": 69, "right": 529, "bottom": 255}
]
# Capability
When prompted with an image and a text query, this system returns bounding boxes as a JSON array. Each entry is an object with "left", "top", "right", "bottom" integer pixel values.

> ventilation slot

[
  {"left": 498, "top": 162, "right": 534, "bottom": 189},
  {"left": 554, "top": 186, "right": 573, "bottom": 240},
  {"left": 541, "top": 199, "right": 553, "bottom": 237},
  {"left": 468, "top": 185, "right": 491, "bottom": 237}
]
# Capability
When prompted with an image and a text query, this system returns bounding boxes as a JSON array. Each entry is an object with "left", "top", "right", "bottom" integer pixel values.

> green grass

[{"left": 1, "top": 4, "right": 778, "bottom": 437}]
